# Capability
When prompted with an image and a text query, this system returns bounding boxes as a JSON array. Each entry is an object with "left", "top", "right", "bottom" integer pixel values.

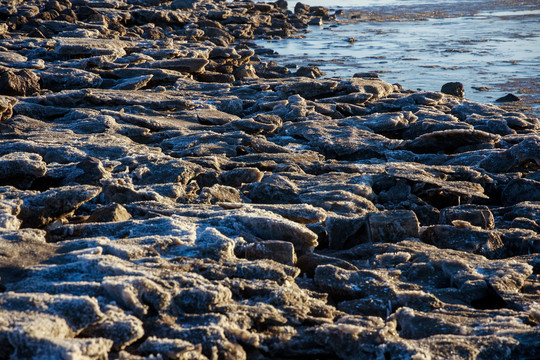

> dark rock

[
  {"left": 296, "top": 65, "right": 325, "bottom": 78},
  {"left": 39, "top": 68, "right": 103, "bottom": 91},
  {"left": 87, "top": 204, "right": 132, "bottom": 223},
  {"left": 294, "top": 2, "right": 310, "bottom": 15},
  {"left": 479, "top": 137, "right": 540, "bottom": 173},
  {"left": 297, "top": 252, "right": 358, "bottom": 277},
  {"left": 368, "top": 210, "right": 420, "bottom": 242},
  {"left": 19, "top": 185, "right": 101, "bottom": 228},
  {"left": 496, "top": 93, "right": 520, "bottom": 102},
  {"left": 441, "top": 82, "right": 464, "bottom": 98},
  {"left": 400, "top": 129, "right": 500, "bottom": 154}
]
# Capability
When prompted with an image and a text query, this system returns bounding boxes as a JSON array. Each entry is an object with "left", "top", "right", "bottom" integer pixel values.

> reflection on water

[{"left": 254, "top": 0, "right": 540, "bottom": 108}]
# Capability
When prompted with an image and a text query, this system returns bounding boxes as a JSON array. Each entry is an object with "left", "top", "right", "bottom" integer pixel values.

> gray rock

[
  {"left": 0, "top": 152, "right": 47, "bottom": 183},
  {"left": 142, "top": 58, "right": 209, "bottom": 73},
  {"left": 496, "top": 93, "right": 520, "bottom": 102},
  {"left": 219, "top": 167, "right": 263, "bottom": 187},
  {"left": 79, "top": 304, "right": 144, "bottom": 350},
  {"left": 501, "top": 178, "right": 540, "bottom": 205},
  {"left": 19, "top": 185, "right": 102, "bottom": 227},
  {"left": 479, "top": 137, "right": 540, "bottom": 173},
  {"left": 420, "top": 224, "right": 504, "bottom": 258},
  {"left": 111, "top": 74, "right": 153, "bottom": 91},
  {"left": 245, "top": 240, "right": 296, "bottom": 265}
]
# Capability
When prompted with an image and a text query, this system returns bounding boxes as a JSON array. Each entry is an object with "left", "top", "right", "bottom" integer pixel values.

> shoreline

[
  {"left": 0, "top": 0, "right": 539, "bottom": 359},
  {"left": 255, "top": 0, "right": 540, "bottom": 114}
]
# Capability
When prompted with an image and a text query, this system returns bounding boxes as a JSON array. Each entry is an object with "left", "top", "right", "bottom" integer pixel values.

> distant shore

[{"left": 0, "top": 1, "right": 539, "bottom": 359}]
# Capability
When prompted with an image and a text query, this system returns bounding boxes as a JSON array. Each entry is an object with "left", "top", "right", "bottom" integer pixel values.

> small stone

[
  {"left": 441, "top": 82, "right": 464, "bottom": 98},
  {"left": 219, "top": 167, "right": 263, "bottom": 188},
  {"left": 496, "top": 93, "right": 520, "bottom": 102},
  {"left": 0, "top": 96, "right": 16, "bottom": 122},
  {"left": 420, "top": 224, "right": 504, "bottom": 258}
]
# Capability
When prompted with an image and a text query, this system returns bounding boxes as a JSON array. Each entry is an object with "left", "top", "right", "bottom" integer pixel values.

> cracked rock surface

[{"left": 0, "top": 0, "right": 539, "bottom": 359}]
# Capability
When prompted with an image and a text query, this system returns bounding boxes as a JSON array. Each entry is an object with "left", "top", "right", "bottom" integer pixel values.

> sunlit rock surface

[{"left": 0, "top": 0, "right": 538, "bottom": 359}]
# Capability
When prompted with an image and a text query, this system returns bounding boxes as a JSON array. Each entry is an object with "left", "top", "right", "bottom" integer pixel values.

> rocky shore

[{"left": 0, "top": 0, "right": 539, "bottom": 359}]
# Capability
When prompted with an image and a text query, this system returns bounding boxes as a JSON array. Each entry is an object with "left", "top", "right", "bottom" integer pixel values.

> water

[{"left": 255, "top": 0, "right": 540, "bottom": 111}]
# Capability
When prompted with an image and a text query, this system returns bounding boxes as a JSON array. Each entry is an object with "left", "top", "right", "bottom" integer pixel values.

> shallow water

[{"left": 255, "top": 0, "right": 540, "bottom": 111}]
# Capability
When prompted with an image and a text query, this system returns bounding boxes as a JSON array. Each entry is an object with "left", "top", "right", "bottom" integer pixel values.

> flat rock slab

[{"left": 0, "top": 0, "right": 538, "bottom": 359}]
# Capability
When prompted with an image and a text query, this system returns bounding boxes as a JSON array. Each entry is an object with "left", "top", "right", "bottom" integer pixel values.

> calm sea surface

[{"left": 255, "top": 0, "right": 540, "bottom": 110}]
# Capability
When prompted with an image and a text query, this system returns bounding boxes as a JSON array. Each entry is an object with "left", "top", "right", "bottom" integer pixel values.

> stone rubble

[{"left": 0, "top": 0, "right": 539, "bottom": 359}]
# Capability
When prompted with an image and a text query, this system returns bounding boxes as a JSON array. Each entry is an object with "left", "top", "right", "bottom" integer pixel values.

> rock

[
  {"left": 219, "top": 167, "right": 263, "bottom": 187},
  {"left": 39, "top": 68, "right": 103, "bottom": 91},
  {"left": 314, "top": 265, "right": 396, "bottom": 301},
  {"left": 368, "top": 210, "right": 420, "bottom": 242},
  {"left": 294, "top": 2, "right": 310, "bottom": 15},
  {"left": 19, "top": 185, "right": 102, "bottom": 228},
  {"left": 440, "top": 205, "right": 495, "bottom": 229},
  {"left": 87, "top": 204, "right": 132, "bottom": 223},
  {"left": 420, "top": 225, "right": 504, "bottom": 258},
  {"left": 234, "top": 64, "right": 259, "bottom": 80},
  {"left": 196, "top": 184, "right": 242, "bottom": 204},
  {"left": 111, "top": 74, "right": 153, "bottom": 91},
  {"left": 0, "top": 152, "right": 47, "bottom": 186},
  {"left": 245, "top": 240, "right": 296, "bottom": 265},
  {"left": 297, "top": 252, "right": 358, "bottom": 277},
  {"left": 479, "top": 137, "right": 540, "bottom": 173},
  {"left": 401, "top": 129, "right": 500, "bottom": 154},
  {"left": 231, "top": 210, "right": 319, "bottom": 251},
  {"left": 277, "top": 79, "right": 339, "bottom": 99},
  {"left": 441, "top": 82, "right": 464, "bottom": 98},
  {"left": 196, "top": 108, "right": 241, "bottom": 125},
  {"left": 79, "top": 305, "right": 144, "bottom": 351},
  {"left": 171, "top": 0, "right": 201, "bottom": 9},
  {"left": 141, "top": 58, "right": 209, "bottom": 74},
  {"left": 138, "top": 337, "right": 205, "bottom": 359},
  {"left": 54, "top": 38, "right": 128, "bottom": 59},
  {"left": 0, "top": 0, "right": 538, "bottom": 358},
  {"left": 296, "top": 66, "right": 325, "bottom": 78},
  {"left": 496, "top": 93, "right": 520, "bottom": 102},
  {"left": 0, "top": 68, "right": 40, "bottom": 96},
  {"left": 501, "top": 178, "right": 540, "bottom": 205}
]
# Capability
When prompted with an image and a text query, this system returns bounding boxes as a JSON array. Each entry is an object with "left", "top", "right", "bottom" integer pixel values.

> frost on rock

[{"left": 0, "top": 0, "right": 539, "bottom": 359}]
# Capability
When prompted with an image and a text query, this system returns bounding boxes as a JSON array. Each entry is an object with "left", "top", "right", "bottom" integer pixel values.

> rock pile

[{"left": 0, "top": 0, "right": 539, "bottom": 359}]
